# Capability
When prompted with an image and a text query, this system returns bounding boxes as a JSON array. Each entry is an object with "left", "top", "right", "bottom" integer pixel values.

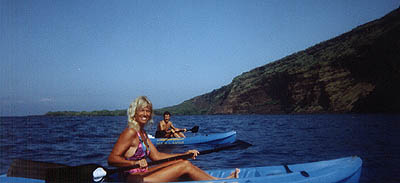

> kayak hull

[
  {"left": 195, "top": 156, "right": 362, "bottom": 183},
  {"left": 1, "top": 156, "right": 362, "bottom": 183},
  {"left": 150, "top": 131, "right": 237, "bottom": 145}
]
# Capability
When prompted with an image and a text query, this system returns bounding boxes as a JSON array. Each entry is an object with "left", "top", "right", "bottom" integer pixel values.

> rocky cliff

[{"left": 158, "top": 7, "right": 400, "bottom": 115}]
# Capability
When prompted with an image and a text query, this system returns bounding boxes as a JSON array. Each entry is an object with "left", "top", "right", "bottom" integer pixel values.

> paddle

[
  {"left": 155, "top": 125, "right": 199, "bottom": 138},
  {"left": 45, "top": 140, "right": 251, "bottom": 183},
  {"left": 177, "top": 125, "right": 199, "bottom": 133},
  {"left": 7, "top": 159, "right": 69, "bottom": 180}
]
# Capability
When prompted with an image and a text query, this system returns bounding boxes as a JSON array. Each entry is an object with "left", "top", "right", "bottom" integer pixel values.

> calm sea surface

[{"left": 0, "top": 114, "right": 399, "bottom": 183}]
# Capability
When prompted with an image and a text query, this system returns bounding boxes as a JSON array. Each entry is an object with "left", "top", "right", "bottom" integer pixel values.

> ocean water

[{"left": 0, "top": 114, "right": 399, "bottom": 183}]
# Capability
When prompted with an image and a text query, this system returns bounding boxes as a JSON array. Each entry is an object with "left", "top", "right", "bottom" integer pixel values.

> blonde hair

[{"left": 127, "top": 96, "right": 153, "bottom": 131}]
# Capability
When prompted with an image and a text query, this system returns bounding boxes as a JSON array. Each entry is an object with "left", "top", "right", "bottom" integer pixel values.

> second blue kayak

[{"left": 150, "top": 131, "right": 236, "bottom": 145}]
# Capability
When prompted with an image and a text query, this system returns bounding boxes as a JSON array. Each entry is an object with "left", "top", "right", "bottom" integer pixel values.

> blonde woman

[{"left": 107, "top": 96, "right": 239, "bottom": 182}]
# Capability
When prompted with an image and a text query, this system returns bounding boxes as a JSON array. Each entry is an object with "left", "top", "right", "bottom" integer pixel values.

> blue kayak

[
  {"left": 1, "top": 156, "right": 361, "bottom": 183},
  {"left": 194, "top": 156, "right": 362, "bottom": 183},
  {"left": 150, "top": 131, "right": 237, "bottom": 145}
]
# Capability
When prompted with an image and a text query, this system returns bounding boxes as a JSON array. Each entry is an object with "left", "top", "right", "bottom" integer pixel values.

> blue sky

[{"left": 1, "top": 0, "right": 399, "bottom": 116}]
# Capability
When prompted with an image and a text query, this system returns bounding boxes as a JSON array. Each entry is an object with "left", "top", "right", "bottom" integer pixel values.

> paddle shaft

[
  {"left": 45, "top": 142, "right": 240, "bottom": 182},
  {"left": 46, "top": 135, "right": 247, "bottom": 182},
  {"left": 174, "top": 125, "right": 199, "bottom": 133},
  {"left": 43, "top": 140, "right": 250, "bottom": 183},
  {"left": 107, "top": 142, "right": 237, "bottom": 175},
  {"left": 156, "top": 125, "right": 198, "bottom": 139},
  {"left": 158, "top": 125, "right": 199, "bottom": 144}
]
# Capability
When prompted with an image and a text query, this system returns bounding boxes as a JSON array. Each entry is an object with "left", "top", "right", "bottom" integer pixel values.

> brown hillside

[{"left": 159, "top": 7, "right": 400, "bottom": 115}]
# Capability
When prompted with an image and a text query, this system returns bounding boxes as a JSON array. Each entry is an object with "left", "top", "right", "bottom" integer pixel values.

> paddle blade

[
  {"left": 46, "top": 164, "right": 103, "bottom": 183},
  {"left": 200, "top": 140, "right": 252, "bottom": 155},
  {"left": 190, "top": 126, "right": 199, "bottom": 133},
  {"left": 7, "top": 159, "right": 68, "bottom": 180},
  {"left": 233, "top": 140, "right": 252, "bottom": 149}
]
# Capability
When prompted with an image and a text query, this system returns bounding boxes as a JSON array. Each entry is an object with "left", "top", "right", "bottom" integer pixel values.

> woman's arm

[
  {"left": 108, "top": 128, "right": 139, "bottom": 167},
  {"left": 146, "top": 137, "right": 198, "bottom": 161}
]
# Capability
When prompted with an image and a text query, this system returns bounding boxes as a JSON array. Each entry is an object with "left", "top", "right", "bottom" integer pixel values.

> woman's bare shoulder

[{"left": 120, "top": 127, "right": 139, "bottom": 140}]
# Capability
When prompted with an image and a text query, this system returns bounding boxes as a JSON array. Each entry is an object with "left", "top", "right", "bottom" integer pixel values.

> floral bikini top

[{"left": 126, "top": 132, "right": 150, "bottom": 173}]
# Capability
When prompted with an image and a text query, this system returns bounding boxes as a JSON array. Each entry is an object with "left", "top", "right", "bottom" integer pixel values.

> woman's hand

[
  {"left": 186, "top": 149, "right": 200, "bottom": 160},
  {"left": 135, "top": 159, "right": 148, "bottom": 169}
]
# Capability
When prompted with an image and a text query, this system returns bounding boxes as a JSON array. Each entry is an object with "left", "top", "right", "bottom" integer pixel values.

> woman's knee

[{"left": 177, "top": 160, "right": 193, "bottom": 170}]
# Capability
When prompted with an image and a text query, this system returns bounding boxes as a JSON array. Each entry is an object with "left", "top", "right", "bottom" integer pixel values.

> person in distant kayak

[
  {"left": 107, "top": 96, "right": 239, "bottom": 182},
  {"left": 155, "top": 111, "right": 186, "bottom": 138}
]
